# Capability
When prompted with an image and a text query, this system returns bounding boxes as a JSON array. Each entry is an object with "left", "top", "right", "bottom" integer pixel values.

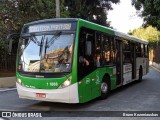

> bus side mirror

[{"left": 7, "top": 33, "right": 20, "bottom": 54}]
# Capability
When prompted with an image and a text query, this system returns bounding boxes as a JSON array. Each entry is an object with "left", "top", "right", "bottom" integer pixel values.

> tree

[
  {"left": 131, "top": 0, "right": 160, "bottom": 30},
  {"left": 129, "top": 26, "right": 160, "bottom": 63},
  {"left": 0, "top": 0, "right": 120, "bottom": 55},
  {"left": 0, "top": 0, "right": 69, "bottom": 71},
  {"left": 0, "top": 0, "right": 69, "bottom": 33},
  {"left": 65, "top": 0, "right": 120, "bottom": 26},
  {"left": 129, "top": 26, "right": 160, "bottom": 49},
  {"left": 0, "top": 0, "right": 69, "bottom": 54}
]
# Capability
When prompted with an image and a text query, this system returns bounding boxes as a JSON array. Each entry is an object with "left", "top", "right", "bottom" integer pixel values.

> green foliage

[
  {"left": 0, "top": 0, "right": 69, "bottom": 33},
  {"left": 0, "top": 0, "right": 120, "bottom": 36},
  {"left": 131, "top": 0, "right": 160, "bottom": 30},
  {"left": 64, "top": 0, "right": 120, "bottom": 26},
  {"left": 0, "top": 0, "right": 120, "bottom": 55},
  {"left": 0, "top": 0, "right": 69, "bottom": 56},
  {"left": 129, "top": 26, "right": 160, "bottom": 49}
]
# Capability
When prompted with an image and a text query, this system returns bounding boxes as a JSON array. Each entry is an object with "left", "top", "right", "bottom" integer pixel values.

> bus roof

[
  {"left": 24, "top": 18, "right": 148, "bottom": 44},
  {"left": 78, "top": 19, "right": 148, "bottom": 45},
  {"left": 24, "top": 18, "right": 79, "bottom": 26},
  {"left": 114, "top": 31, "right": 148, "bottom": 44}
]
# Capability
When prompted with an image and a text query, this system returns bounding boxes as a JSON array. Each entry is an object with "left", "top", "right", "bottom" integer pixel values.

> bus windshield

[{"left": 18, "top": 33, "right": 74, "bottom": 73}]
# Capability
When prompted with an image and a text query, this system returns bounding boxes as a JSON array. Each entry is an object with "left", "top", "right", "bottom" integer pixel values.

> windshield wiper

[
  {"left": 30, "top": 34, "right": 41, "bottom": 46},
  {"left": 30, "top": 34, "right": 45, "bottom": 56},
  {"left": 44, "top": 32, "right": 62, "bottom": 55},
  {"left": 39, "top": 35, "right": 45, "bottom": 56},
  {"left": 46, "top": 32, "right": 62, "bottom": 48},
  {"left": 44, "top": 37, "right": 48, "bottom": 55}
]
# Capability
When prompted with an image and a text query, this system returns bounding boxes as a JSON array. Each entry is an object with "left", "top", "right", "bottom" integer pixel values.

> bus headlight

[
  {"left": 17, "top": 78, "right": 22, "bottom": 85},
  {"left": 59, "top": 77, "right": 72, "bottom": 88}
]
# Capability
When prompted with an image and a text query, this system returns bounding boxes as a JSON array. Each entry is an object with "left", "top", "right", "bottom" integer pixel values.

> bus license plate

[{"left": 36, "top": 93, "right": 46, "bottom": 98}]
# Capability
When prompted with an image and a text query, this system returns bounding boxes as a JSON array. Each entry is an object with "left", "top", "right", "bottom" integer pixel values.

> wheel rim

[{"left": 101, "top": 82, "right": 108, "bottom": 93}]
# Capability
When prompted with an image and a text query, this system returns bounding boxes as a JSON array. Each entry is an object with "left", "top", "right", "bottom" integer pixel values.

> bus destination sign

[{"left": 28, "top": 23, "right": 72, "bottom": 33}]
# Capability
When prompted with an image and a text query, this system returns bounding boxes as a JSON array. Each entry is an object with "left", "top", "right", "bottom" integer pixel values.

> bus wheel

[
  {"left": 138, "top": 67, "right": 143, "bottom": 82},
  {"left": 100, "top": 76, "right": 110, "bottom": 99}
]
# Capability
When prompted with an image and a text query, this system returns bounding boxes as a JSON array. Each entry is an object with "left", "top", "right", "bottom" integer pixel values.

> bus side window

[
  {"left": 144, "top": 44, "right": 148, "bottom": 58},
  {"left": 123, "top": 40, "right": 131, "bottom": 64},
  {"left": 85, "top": 39, "right": 92, "bottom": 56},
  {"left": 136, "top": 43, "right": 141, "bottom": 57},
  {"left": 102, "top": 34, "right": 112, "bottom": 65},
  {"left": 78, "top": 30, "right": 85, "bottom": 62},
  {"left": 141, "top": 44, "right": 144, "bottom": 57},
  {"left": 95, "top": 32, "right": 102, "bottom": 67},
  {"left": 143, "top": 44, "right": 145, "bottom": 57}
]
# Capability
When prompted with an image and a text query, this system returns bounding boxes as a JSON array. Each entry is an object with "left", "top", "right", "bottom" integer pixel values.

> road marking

[
  {"left": 150, "top": 65, "right": 160, "bottom": 73},
  {"left": 28, "top": 105, "right": 51, "bottom": 111},
  {"left": 0, "top": 88, "right": 17, "bottom": 92},
  {"left": 0, "top": 108, "right": 17, "bottom": 111}
]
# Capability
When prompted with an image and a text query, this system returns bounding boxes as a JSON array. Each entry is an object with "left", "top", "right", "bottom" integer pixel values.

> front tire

[{"left": 100, "top": 76, "right": 110, "bottom": 99}]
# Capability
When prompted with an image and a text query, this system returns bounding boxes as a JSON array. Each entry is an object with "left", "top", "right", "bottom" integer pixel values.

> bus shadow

[
  {"left": 26, "top": 97, "right": 99, "bottom": 111},
  {"left": 109, "top": 78, "right": 148, "bottom": 97},
  {"left": 26, "top": 79, "right": 148, "bottom": 111}
]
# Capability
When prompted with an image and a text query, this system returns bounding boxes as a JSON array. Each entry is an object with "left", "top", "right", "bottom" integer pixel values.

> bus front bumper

[{"left": 16, "top": 83, "right": 79, "bottom": 103}]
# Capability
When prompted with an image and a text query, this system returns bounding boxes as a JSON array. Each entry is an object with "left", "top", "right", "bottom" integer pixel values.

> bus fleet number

[{"left": 46, "top": 82, "right": 58, "bottom": 87}]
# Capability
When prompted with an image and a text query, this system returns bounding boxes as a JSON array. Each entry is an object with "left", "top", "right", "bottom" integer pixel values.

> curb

[
  {"left": 151, "top": 62, "right": 160, "bottom": 73},
  {"left": 151, "top": 66, "right": 160, "bottom": 73},
  {"left": 0, "top": 77, "right": 16, "bottom": 88},
  {"left": 0, "top": 88, "right": 16, "bottom": 92}
]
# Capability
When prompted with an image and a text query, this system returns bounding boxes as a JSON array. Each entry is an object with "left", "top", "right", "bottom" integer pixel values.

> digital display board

[
  {"left": 22, "top": 22, "right": 76, "bottom": 33},
  {"left": 29, "top": 23, "right": 71, "bottom": 33}
]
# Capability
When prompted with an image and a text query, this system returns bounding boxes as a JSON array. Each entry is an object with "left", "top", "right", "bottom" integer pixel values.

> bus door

[
  {"left": 116, "top": 40, "right": 123, "bottom": 86},
  {"left": 78, "top": 27, "right": 96, "bottom": 101},
  {"left": 131, "top": 43, "right": 136, "bottom": 79}
]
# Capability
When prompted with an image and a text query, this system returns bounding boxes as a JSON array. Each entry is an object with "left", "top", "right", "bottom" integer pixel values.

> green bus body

[{"left": 16, "top": 18, "right": 149, "bottom": 103}]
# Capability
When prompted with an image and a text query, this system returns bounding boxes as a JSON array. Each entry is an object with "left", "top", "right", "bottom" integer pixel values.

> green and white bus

[{"left": 11, "top": 18, "right": 149, "bottom": 103}]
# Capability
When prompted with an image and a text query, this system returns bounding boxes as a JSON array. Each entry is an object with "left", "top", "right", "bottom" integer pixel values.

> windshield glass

[{"left": 18, "top": 33, "right": 74, "bottom": 73}]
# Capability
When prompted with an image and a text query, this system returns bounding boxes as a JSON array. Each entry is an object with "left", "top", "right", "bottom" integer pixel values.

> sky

[{"left": 108, "top": 0, "right": 143, "bottom": 33}]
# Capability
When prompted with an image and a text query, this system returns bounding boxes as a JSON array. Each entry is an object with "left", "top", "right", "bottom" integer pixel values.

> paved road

[{"left": 0, "top": 67, "right": 160, "bottom": 119}]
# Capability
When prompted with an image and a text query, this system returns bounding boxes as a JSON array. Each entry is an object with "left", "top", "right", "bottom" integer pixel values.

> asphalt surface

[{"left": 0, "top": 67, "right": 160, "bottom": 120}]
